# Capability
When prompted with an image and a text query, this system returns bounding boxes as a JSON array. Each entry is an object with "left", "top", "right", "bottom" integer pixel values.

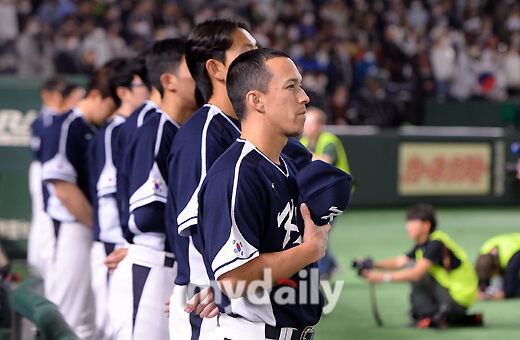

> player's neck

[
  {"left": 417, "top": 232, "right": 430, "bottom": 245},
  {"left": 116, "top": 103, "right": 134, "bottom": 118},
  {"left": 149, "top": 88, "right": 162, "bottom": 107},
  {"left": 241, "top": 119, "right": 287, "bottom": 165},
  {"left": 75, "top": 99, "right": 94, "bottom": 122},
  {"left": 160, "top": 95, "right": 193, "bottom": 125},
  {"left": 208, "top": 88, "right": 236, "bottom": 119}
]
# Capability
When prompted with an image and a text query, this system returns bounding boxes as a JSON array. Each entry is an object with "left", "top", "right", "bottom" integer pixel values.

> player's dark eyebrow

[{"left": 243, "top": 42, "right": 256, "bottom": 49}]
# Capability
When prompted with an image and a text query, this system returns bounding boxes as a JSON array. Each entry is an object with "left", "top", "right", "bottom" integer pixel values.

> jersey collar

[{"left": 237, "top": 138, "right": 289, "bottom": 178}]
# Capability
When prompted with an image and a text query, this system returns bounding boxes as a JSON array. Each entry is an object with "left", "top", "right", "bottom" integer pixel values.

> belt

[
  {"left": 265, "top": 325, "right": 315, "bottom": 340},
  {"left": 127, "top": 244, "right": 175, "bottom": 268}
]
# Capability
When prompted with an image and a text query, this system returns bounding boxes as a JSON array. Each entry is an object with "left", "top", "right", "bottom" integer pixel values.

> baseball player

[
  {"left": 108, "top": 38, "right": 197, "bottom": 340},
  {"left": 104, "top": 48, "right": 162, "bottom": 272},
  {"left": 88, "top": 58, "right": 150, "bottom": 339},
  {"left": 166, "top": 18, "right": 256, "bottom": 340},
  {"left": 166, "top": 20, "right": 314, "bottom": 339},
  {"left": 196, "top": 48, "right": 330, "bottom": 340},
  {"left": 40, "top": 61, "right": 119, "bottom": 339},
  {"left": 28, "top": 76, "right": 67, "bottom": 281}
]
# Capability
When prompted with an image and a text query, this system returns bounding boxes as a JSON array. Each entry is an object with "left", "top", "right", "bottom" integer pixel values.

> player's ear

[
  {"left": 116, "top": 86, "right": 129, "bottom": 102},
  {"left": 160, "top": 73, "right": 176, "bottom": 92},
  {"left": 246, "top": 90, "right": 264, "bottom": 113},
  {"left": 87, "top": 89, "right": 102, "bottom": 101},
  {"left": 206, "top": 59, "right": 226, "bottom": 82}
]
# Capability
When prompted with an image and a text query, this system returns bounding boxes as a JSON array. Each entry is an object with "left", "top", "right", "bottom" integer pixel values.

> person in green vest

[
  {"left": 475, "top": 233, "right": 520, "bottom": 300},
  {"left": 300, "top": 106, "right": 351, "bottom": 280},
  {"left": 300, "top": 106, "right": 350, "bottom": 173},
  {"left": 361, "top": 203, "right": 481, "bottom": 328}
]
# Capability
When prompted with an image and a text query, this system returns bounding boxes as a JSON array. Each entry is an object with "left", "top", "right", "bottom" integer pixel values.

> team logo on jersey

[
  {"left": 321, "top": 206, "right": 343, "bottom": 223},
  {"left": 277, "top": 200, "right": 302, "bottom": 249},
  {"left": 154, "top": 182, "right": 160, "bottom": 190},
  {"left": 233, "top": 240, "right": 244, "bottom": 256}
]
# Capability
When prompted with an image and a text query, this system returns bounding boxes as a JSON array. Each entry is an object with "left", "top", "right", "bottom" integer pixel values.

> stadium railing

[{"left": 9, "top": 277, "right": 79, "bottom": 340}]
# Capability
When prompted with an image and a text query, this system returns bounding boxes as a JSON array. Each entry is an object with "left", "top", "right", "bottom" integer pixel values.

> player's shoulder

[
  {"left": 207, "top": 140, "right": 261, "bottom": 179},
  {"left": 176, "top": 105, "right": 210, "bottom": 136}
]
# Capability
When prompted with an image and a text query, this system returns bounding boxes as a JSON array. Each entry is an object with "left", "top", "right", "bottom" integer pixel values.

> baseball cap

[{"left": 296, "top": 160, "right": 352, "bottom": 226}]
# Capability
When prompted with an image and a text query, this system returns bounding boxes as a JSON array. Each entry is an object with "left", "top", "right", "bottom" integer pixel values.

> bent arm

[
  {"left": 374, "top": 254, "right": 411, "bottom": 270},
  {"left": 364, "top": 258, "right": 432, "bottom": 283},
  {"left": 218, "top": 242, "right": 320, "bottom": 298},
  {"left": 388, "top": 258, "right": 432, "bottom": 282},
  {"left": 53, "top": 179, "right": 93, "bottom": 227}
]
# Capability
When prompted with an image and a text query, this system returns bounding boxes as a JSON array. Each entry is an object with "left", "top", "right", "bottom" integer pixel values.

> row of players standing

[{"left": 28, "top": 18, "right": 351, "bottom": 340}]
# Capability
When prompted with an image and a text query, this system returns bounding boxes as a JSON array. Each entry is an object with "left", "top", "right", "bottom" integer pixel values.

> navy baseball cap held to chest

[{"left": 296, "top": 160, "right": 352, "bottom": 226}]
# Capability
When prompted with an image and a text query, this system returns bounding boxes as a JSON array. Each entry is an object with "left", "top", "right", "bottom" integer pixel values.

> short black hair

[
  {"left": 186, "top": 18, "right": 249, "bottom": 103},
  {"left": 40, "top": 75, "right": 67, "bottom": 94},
  {"left": 226, "top": 48, "right": 289, "bottom": 121},
  {"left": 145, "top": 38, "right": 186, "bottom": 97},
  {"left": 406, "top": 203, "right": 437, "bottom": 233},
  {"left": 87, "top": 59, "right": 121, "bottom": 99},
  {"left": 107, "top": 57, "right": 146, "bottom": 107}
]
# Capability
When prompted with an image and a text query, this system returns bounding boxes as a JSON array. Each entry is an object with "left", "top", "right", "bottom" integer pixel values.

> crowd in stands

[{"left": 1, "top": 0, "right": 520, "bottom": 126}]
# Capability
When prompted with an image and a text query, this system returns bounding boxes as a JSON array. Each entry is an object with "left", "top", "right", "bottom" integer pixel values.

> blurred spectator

[
  {"left": 0, "top": 0, "right": 18, "bottom": 42},
  {"left": 430, "top": 30, "right": 456, "bottom": 101},
  {"left": 16, "top": 17, "right": 54, "bottom": 75},
  {"left": 4, "top": 0, "right": 520, "bottom": 126}
]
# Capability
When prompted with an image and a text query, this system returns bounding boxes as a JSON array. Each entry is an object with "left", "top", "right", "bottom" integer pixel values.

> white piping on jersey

[
  {"left": 156, "top": 108, "right": 181, "bottom": 129},
  {"left": 128, "top": 109, "right": 169, "bottom": 211},
  {"left": 97, "top": 115, "right": 125, "bottom": 197},
  {"left": 41, "top": 109, "right": 81, "bottom": 222},
  {"left": 211, "top": 141, "right": 276, "bottom": 325},
  {"left": 212, "top": 141, "right": 259, "bottom": 279},
  {"left": 176, "top": 104, "right": 239, "bottom": 236},
  {"left": 236, "top": 139, "right": 290, "bottom": 178},
  {"left": 136, "top": 100, "right": 159, "bottom": 128}
]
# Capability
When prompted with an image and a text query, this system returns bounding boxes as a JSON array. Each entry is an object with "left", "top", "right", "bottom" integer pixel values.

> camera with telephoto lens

[{"left": 352, "top": 258, "right": 374, "bottom": 276}]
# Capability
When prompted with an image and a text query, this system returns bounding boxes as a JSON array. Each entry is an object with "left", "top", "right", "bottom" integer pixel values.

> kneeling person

[
  {"left": 362, "top": 204, "right": 480, "bottom": 328},
  {"left": 476, "top": 233, "right": 520, "bottom": 299}
]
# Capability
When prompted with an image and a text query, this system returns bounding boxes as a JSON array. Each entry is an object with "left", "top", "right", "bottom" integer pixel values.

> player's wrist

[
  {"left": 300, "top": 241, "right": 321, "bottom": 264},
  {"left": 383, "top": 272, "right": 392, "bottom": 283}
]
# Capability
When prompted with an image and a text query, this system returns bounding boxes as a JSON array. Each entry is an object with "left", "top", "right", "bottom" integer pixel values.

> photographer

[{"left": 358, "top": 204, "right": 481, "bottom": 328}]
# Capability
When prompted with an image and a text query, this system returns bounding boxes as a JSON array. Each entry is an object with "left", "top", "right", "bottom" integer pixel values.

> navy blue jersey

[
  {"left": 30, "top": 106, "right": 56, "bottom": 162},
  {"left": 115, "top": 100, "right": 158, "bottom": 235},
  {"left": 165, "top": 104, "right": 241, "bottom": 286},
  {"left": 41, "top": 108, "right": 96, "bottom": 222},
  {"left": 197, "top": 139, "right": 323, "bottom": 329},
  {"left": 88, "top": 115, "right": 127, "bottom": 243},
  {"left": 125, "top": 109, "right": 179, "bottom": 251}
]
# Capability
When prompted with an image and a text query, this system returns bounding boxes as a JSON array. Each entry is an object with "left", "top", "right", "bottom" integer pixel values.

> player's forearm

[
  {"left": 385, "top": 258, "right": 431, "bottom": 282},
  {"left": 374, "top": 255, "right": 409, "bottom": 270},
  {"left": 53, "top": 180, "right": 93, "bottom": 227},
  {"left": 217, "top": 242, "right": 319, "bottom": 298}
]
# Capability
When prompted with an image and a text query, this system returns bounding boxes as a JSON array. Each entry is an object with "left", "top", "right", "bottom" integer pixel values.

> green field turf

[{"left": 314, "top": 206, "right": 520, "bottom": 339}]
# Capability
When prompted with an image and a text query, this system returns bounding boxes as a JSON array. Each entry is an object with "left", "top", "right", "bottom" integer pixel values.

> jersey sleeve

[
  {"left": 503, "top": 250, "right": 520, "bottom": 298},
  {"left": 422, "top": 240, "right": 443, "bottom": 264},
  {"left": 406, "top": 247, "right": 416, "bottom": 259},
  {"left": 128, "top": 116, "right": 169, "bottom": 212},
  {"left": 200, "top": 164, "right": 267, "bottom": 280},
  {"left": 41, "top": 117, "right": 80, "bottom": 184},
  {"left": 176, "top": 124, "right": 232, "bottom": 235}
]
